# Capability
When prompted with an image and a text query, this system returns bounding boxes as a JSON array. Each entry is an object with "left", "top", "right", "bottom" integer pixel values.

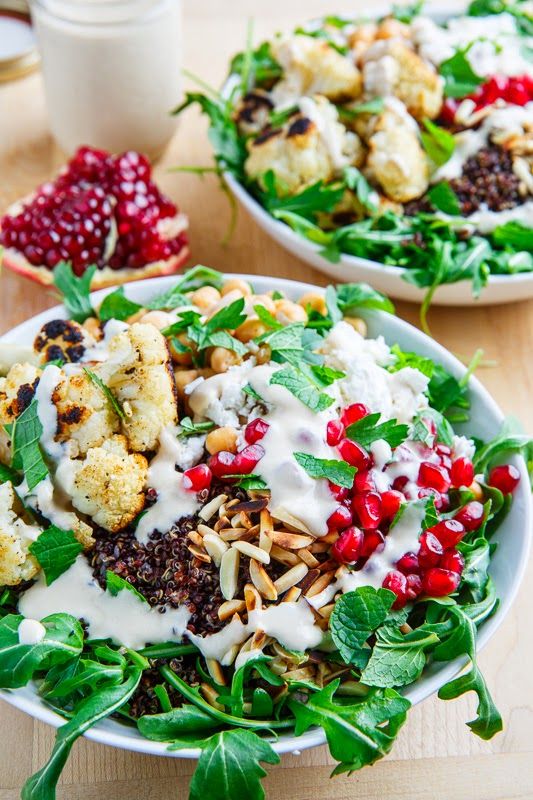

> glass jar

[{"left": 30, "top": 0, "right": 182, "bottom": 159}]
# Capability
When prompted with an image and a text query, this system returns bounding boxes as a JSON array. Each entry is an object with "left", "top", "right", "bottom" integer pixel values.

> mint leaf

[
  {"left": 106, "top": 570, "right": 148, "bottom": 604},
  {"left": 361, "top": 625, "right": 439, "bottom": 687},
  {"left": 412, "top": 408, "right": 454, "bottom": 447},
  {"left": 440, "top": 49, "right": 484, "bottom": 98},
  {"left": 253, "top": 304, "right": 282, "bottom": 330},
  {"left": 83, "top": 368, "right": 125, "bottom": 420},
  {"left": 428, "top": 182, "right": 461, "bottom": 215},
  {"left": 330, "top": 587, "right": 395, "bottom": 667},
  {"left": 0, "top": 462, "right": 18, "bottom": 485},
  {"left": 310, "top": 365, "right": 345, "bottom": 386},
  {"left": 294, "top": 451, "right": 356, "bottom": 489},
  {"left": 98, "top": 287, "right": 142, "bottom": 322},
  {"left": 421, "top": 119, "right": 455, "bottom": 166},
  {"left": 203, "top": 329, "right": 248, "bottom": 356},
  {"left": 346, "top": 412, "right": 408, "bottom": 449},
  {"left": 270, "top": 366, "right": 334, "bottom": 412},
  {"left": 28, "top": 526, "right": 82, "bottom": 586},
  {"left": 178, "top": 416, "right": 215, "bottom": 437},
  {"left": 10, "top": 399, "right": 48, "bottom": 491},
  {"left": 53, "top": 261, "right": 96, "bottom": 323}
]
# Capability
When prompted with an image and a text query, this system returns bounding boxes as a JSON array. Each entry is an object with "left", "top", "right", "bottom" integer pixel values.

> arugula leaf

[
  {"left": 330, "top": 587, "right": 395, "bottom": 667},
  {"left": 335, "top": 282, "right": 395, "bottom": 315},
  {"left": 439, "top": 49, "right": 484, "bottom": 98},
  {"left": 178, "top": 416, "right": 215, "bottom": 437},
  {"left": 138, "top": 705, "right": 220, "bottom": 740},
  {"left": 21, "top": 667, "right": 142, "bottom": 800},
  {"left": 253, "top": 304, "right": 282, "bottom": 329},
  {"left": 98, "top": 287, "right": 142, "bottom": 322},
  {"left": 492, "top": 221, "right": 533, "bottom": 250},
  {"left": 340, "top": 97, "right": 385, "bottom": 117},
  {"left": 0, "top": 462, "right": 18, "bottom": 485},
  {"left": 473, "top": 417, "right": 532, "bottom": 477},
  {"left": 457, "top": 537, "right": 491, "bottom": 602},
  {"left": 229, "top": 41, "right": 282, "bottom": 87},
  {"left": 0, "top": 613, "right": 84, "bottom": 689},
  {"left": 361, "top": 626, "right": 439, "bottom": 687},
  {"left": 439, "top": 663, "right": 502, "bottom": 739},
  {"left": 428, "top": 182, "right": 461, "bottom": 215},
  {"left": 344, "top": 166, "right": 379, "bottom": 213},
  {"left": 106, "top": 570, "right": 148, "bottom": 604},
  {"left": 44, "top": 657, "right": 126, "bottom": 700},
  {"left": 288, "top": 681, "right": 410, "bottom": 774},
  {"left": 260, "top": 175, "right": 345, "bottom": 221},
  {"left": 10, "top": 399, "right": 48, "bottom": 491},
  {"left": 421, "top": 119, "right": 455, "bottom": 166},
  {"left": 294, "top": 451, "right": 356, "bottom": 489},
  {"left": 427, "top": 364, "right": 470, "bottom": 418},
  {"left": 270, "top": 366, "right": 334, "bottom": 412},
  {"left": 83, "top": 368, "right": 125, "bottom": 420},
  {"left": 53, "top": 261, "right": 96, "bottom": 323},
  {"left": 218, "top": 653, "right": 274, "bottom": 717},
  {"left": 28, "top": 526, "right": 82, "bottom": 586},
  {"left": 146, "top": 266, "right": 223, "bottom": 311},
  {"left": 346, "top": 412, "right": 408, "bottom": 449}
]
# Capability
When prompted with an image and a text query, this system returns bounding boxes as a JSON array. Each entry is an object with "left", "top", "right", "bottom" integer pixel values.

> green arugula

[
  {"left": 260, "top": 173, "right": 345, "bottom": 222},
  {"left": 294, "top": 451, "right": 356, "bottom": 489},
  {"left": 270, "top": 365, "right": 334, "bottom": 412},
  {"left": 492, "top": 221, "right": 533, "bottom": 250},
  {"left": 340, "top": 97, "right": 385, "bottom": 117},
  {"left": 146, "top": 266, "right": 223, "bottom": 311},
  {"left": 457, "top": 537, "right": 491, "bottom": 602},
  {"left": 9, "top": 399, "right": 48, "bottom": 491},
  {"left": 229, "top": 41, "right": 282, "bottom": 87},
  {"left": 83, "top": 368, "right": 125, "bottom": 420},
  {"left": 439, "top": 48, "right": 485, "bottom": 98},
  {"left": 361, "top": 626, "right": 439, "bottom": 688},
  {"left": 421, "top": 119, "right": 456, "bottom": 166},
  {"left": 427, "top": 363, "right": 470, "bottom": 420},
  {"left": 473, "top": 417, "right": 533, "bottom": 480},
  {"left": 344, "top": 166, "right": 379, "bottom": 213},
  {"left": 232, "top": 474, "right": 268, "bottom": 490},
  {"left": 106, "top": 570, "right": 148, "bottom": 604},
  {"left": 53, "top": 261, "right": 96, "bottom": 323},
  {"left": 334, "top": 282, "right": 395, "bottom": 315},
  {"left": 28, "top": 526, "right": 83, "bottom": 586},
  {"left": 138, "top": 705, "right": 220, "bottom": 741},
  {"left": 345, "top": 412, "right": 408, "bottom": 449},
  {"left": 178, "top": 416, "right": 216, "bottom": 437},
  {"left": 428, "top": 182, "right": 461, "bottom": 215},
  {"left": 330, "top": 587, "right": 395, "bottom": 667},
  {"left": 98, "top": 287, "right": 142, "bottom": 322}
]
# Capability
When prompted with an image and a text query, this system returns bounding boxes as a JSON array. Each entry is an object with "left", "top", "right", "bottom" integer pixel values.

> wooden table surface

[{"left": 0, "top": 2, "right": 532, "bottom": 798}]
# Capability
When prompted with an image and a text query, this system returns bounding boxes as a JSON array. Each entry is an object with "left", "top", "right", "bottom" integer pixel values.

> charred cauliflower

[
  {"left": 0, "top": 482, "right": 40, "bottom": 585},
  {"left": 367, "top": 108, "right": 429, "bottom": 202},
  {"left": 66, "top": 435, "right": 147, "bottom": 533},
  {"left": 0, "top": 362, "right": 41, "bottom": 466},
  {"left": 34, "top": 319, "right": 98, "bottom": 364},
  {"left": 53, "top": 369, "right": 119, "bottom": 457}
]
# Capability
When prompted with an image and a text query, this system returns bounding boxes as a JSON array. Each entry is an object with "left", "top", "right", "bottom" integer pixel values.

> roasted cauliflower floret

[
  {"left": 98, "top": 323, "right": 178, "bottom": 452},
  {"left": 66, "top": 435, "right": 147, "bottom": 532},
  {"left": 0, "top": 482, "right": 41, "bottom": 585},
  {"left": 367, "top": 109, "right": 429, "bottom": 202},
  {"left": 235, "top": 90, "right": 274, "bottom": 135},
  {"left": 0, "top": 362, "right": 41, "bottom": 466},
  {"left": 34, "top": 319, "right": 98, "bottom": 364},
  {"left": 25, "top": 474, "right": 95, "bottom": 549},
  {"left": 53, "top": 370, "right": 119, "bottom": 456},
  {"left": 246, "top": 96, "right": 363, "bottom": 194},
  {"left": 271, "top": 35, "right": 362, "bottom": 103},
  {"left": 362, "top": 40, "right": 443, "bottom": 121}
]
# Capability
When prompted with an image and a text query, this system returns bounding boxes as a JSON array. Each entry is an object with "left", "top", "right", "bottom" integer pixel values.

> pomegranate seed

[
  {"left": 440, "top": 550, "right": 465, "bottom": 575},
  {"left": 244, "top": 418, "right": 270, "bottom": 444},
  {"left": 340, "top": 403, "right": 370, "bottom": 427},
  {"left": 417, "top": 487, "right": 448, "bottom": 511},
  {"left": 418, "top": 531, "right": 443, "bottom": 569},
  {"left": 352, "top": 492, "right": 382, "bottom": 529},
  {"left": 360, "top": 528, "right": 385, "bottom": 557},
  {"left": 454, "top": 501, "right": 484, "bottom": 531},
  {"left": 328, "top": 481, "right": 350, "bottom": 501},
  {"left": 427, "top": 518, "right": 465, "bottom": 549},
  {"left": 232, "top": 444, "right": 265, "bottom": 474},
  {"left": 406, "top": 573, "right": 423, "bottom": 599},
  {"left": 331, "top": 526, "right": 364, "bottom": 564},
  {"left": 354, "top": 469, "right": 376, "bottom": 493},
  {"left": 488, "top": 464, "right": 520, "bottom": 494},
  {"left": 396, "top": 551, "right": 420, "bottom": 575},
  {"left": 382, "top": 570, "right": 408, "bottom": 608},
  {"left": 327, "top": 505, "right": 353, "bottom": 531},
  {"left": 338, "top": 439, "right": 371, "bottom": 470},
  {"left": 326, "top": 419, "right": 345, "bottom": 446},
  {"left": 207, "top": 451, "right": 236, "bottom": 478},
  {"left": 418, "top": 462, "right": 451, "bottom": 493},
  {"left": 182, "top": 464, "right": 212, "bottom": 492},
  {"left": 423, "top": 568, "right": 461, "bottom": 597},
  {"left": 392, "top": 475, "right": 409, "bottom": 493},
  {"left": 381, "top": 490, "right": 403, "bottom": 519},
  {"left": 450, "top": 457, "right": 474, "bottom": 488},
  {"left": 436, "top": 444, "right": 452, "bottom": 457}
]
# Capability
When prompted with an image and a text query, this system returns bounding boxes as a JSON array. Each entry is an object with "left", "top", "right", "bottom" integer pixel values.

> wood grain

[{"left": 0, "top": 2, "right": 532, "bottom": 798}]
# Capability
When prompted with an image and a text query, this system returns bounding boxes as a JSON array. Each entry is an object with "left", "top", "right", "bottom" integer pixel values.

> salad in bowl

[
  {"left": 0, "top": 265, "right": 531, "bottom": 799},
  {"left": 177, "top": 0, "right": 533, "bottom": 306}
]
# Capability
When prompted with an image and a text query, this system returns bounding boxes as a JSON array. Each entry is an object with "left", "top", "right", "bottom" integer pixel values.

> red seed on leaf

[
  {"left": 450, "top": 457, "right": 474, "bottom": 488},
  {"left": 232, "top": 444, "right": 265, "bottom": 474},
  {"left": 207, "top": 450, "right": 236, "bottom": 477},
  {"left": 423, "top": 568, "right": 460, "bottom": 597},
  {"left": 418, "top": 531, "right": 443, "bottom": 569},
  {"left": 488, "top": 464, "right": 520, "bottom": 494},
  {"left": 331, "top": 526, "right": 364, "bottom": 564},
  {"left": 182, "top": 464, "right": 212, "bottom": 492},
  {"left": 440, "top": 550, "right": 465, "bottom": 575},
  {"left": 454, "top": 501, "right": 484, "bottom": 531},
  {"left": 381, "top": 490, "right": 403, "bottom": 519},
  {"left": 340, "top": 403, "right": 370, "bottom": 427},
  {"left": 406, "top": 573, "right": 423, "bottom": 599},
  {"left": 338, "top": 439, "right": 371, "bottom": 470},
  {"left": 382, "top": 570, "right": 408, "bottom": 608},
  {"left": 352, "top": 492, "right": 382, "bottom": 529},
  {"left": 427, "top": 518, "right": 465, "bottom": 549}
]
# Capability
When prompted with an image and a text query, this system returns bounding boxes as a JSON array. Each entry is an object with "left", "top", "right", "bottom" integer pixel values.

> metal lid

[{"left": 0, "top": 1, "right": 40, "bottom": 83}]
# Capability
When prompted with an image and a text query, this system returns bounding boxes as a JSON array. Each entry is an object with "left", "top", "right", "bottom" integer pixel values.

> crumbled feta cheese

[
  {"left": 172, "top": 434, "right": 206, "bottom": 471},
  {"left": 187, "top": 360, "right": 258, "bottom": 429},
  {"left": 452, "top": 435, "right": 476, "bottom": 461},
  {"left": 18, "top": 618, "right": 46, "bottom": 645}
]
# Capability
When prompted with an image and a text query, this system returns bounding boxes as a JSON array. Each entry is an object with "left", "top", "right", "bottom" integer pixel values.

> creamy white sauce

[
  {"left": 17, "top": 618, "right": 46, "bottom": 645},
  {"left": 187, "top": 360, "right": 259, "bottom": 429},
  {"left": 16, "top": 474, "right": 82, "bottom": 532},
  {"left": 136, "top": 426, "right": 200, "bottom": 543},
  {"left": 82, "top": 318, "right": 130, "bottom": 363},
  {"left": 35, "top": 364, "right": 63, "bottom": 461},
  {"left": 18, "top": 556, "right": 191, "bottom": 650}
]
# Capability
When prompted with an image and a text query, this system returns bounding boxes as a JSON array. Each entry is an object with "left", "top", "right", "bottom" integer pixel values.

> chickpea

[
  {"left": 298, "top": 292, "right": 327, "bottom": 316},
  {"left": 210, "top": 346, "right": 240, "bottom": 374},
  {"left": 344, "top": 316, "right": 367, "bottom": 337},
  {"left": 206, "top": 426, "right": 238, "bottom": 455},
  {"left": 274, "top": 299, "right": 308, "bottom": 324},
  {"left": 468, "top": 481, "right": 484, "bottom": 502},
  {"left": 221, "top": 278, "right": 252, "bottom": 297},
  {"left": 250, "top": 294, "right": 276, "bottom": 314},
  {"left": 169, "top": 332, "right": 193, "bottom": 366},
  {"left": 174, "top": 369, "right": 199, "bottom": 398},
  {"left": 191, "top": 286, "right": 221, "bottom": 311},
  {"left": 82, "top": 316, "right": 102, "bottom": 340},
  {"left": 376, "top": 18, "right": 410, "bottom": 39},
  {"left": 255, "top": 343, "right": 272, "bottom": 365},
  {"left": 234, "top": 319, "right": 268, "bottom": 343},
  {"left": 139, "top": 310, "right": 176, "bottom": 330}
]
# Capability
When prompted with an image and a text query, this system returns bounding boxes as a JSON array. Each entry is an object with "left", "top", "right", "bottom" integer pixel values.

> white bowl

[
  {"left": 0, "top": 273, "right": 531, "bottom": 760},
  {"left": 225, "top": 174, "right": 533, "bottom": 307}
]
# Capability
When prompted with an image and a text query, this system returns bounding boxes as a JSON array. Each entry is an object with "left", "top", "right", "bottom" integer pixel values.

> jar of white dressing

[{"left": 30, "top": 0, "right": 182, "bottom": 158}]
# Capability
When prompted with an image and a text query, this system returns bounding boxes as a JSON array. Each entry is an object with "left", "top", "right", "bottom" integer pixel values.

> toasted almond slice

[
  {"left": 200, "top": 683, "right": 224, "bottom": 711},
  {"left": 282, "top": 586, "right": 301, "bottom": 603},
  {"left": 197, "top": 523, "right": 218, "bottom": 537},
  {"left": 297, "top": 548, "right": 320, "bottom": 568},
  {"left": 222, "top": 643, "right": 240, "bottom": 666},
  {"left": 199, "top": 494, "right": 228, "bottom": 521},
  {"left": 220, "top": 547, "right": 240, "bottom": 600},
  {"left": 233, "top": 510, "right": 253, "bottom": 529},
  {"left": 203, "top": 532, "right": 229, "bottom": 567},
  {"left": 259, "top": 529, "right": 272, "bottom": 554},
  {"left": 320, "top": 531, "right": 340, "bottom": 544},
  {"left": 260, "top": 508, "right": 273, "bottom": 536},
  {"left": 317, "top": 602, "right": 335, "bottom": 619},
  {"left": 206, "top": 658, "right": 226, "bottom": 686},
  {"left": 274, "top": 563, "right": 309, "bottom": 594},
  {"left": 270, "top": 507, "right": 313, "bottom": 535},
  {"left": 249, "top": 560, "right": 278, "bottom": 602},
  {"left": 214, "top": 516, "right": 231, "bottom": 532},
  {"left": 187, "top": 544, "right": 211, "bottom": 564},
  {"left": 251, "top": 628, "right": 267, "bottom": 650},
  {"left": 187, "top": 531, "right": 204, "bottom": 548},
  {"left": 269, "top": 657, "right": 288, "bottom": 676},
  {"left": 218, "top": 527, "right": 249, "bottom": 542},
  {"left": 266, "top": 529, "right": 314, "bottom": 550},
  {"left": 244, "top": 581, "right": 264, "bottom": 611},
  {"left": 318, "top": 558, "right": 337, "bottom": 573},
  {"left": 218, "top": 598, "right": 246, "bottom": 621},
  {"left": 309, "top": 542, "right": 330, "bottom": 554},
  {"left": 269, "top": 544, "right": 300, "bottom": 567},
  {"left": 305, "top": 571, "right": 335, "bottom": 598},
  {"left": 232, "top": 540, "right": 270, "bottom": 564},
  {"left": 283, "top": 666, "right": 316, "bottom": 681}
]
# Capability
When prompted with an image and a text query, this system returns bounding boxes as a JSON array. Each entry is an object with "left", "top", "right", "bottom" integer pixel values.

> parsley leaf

[
  {"left": 439, "top": 48, "right": 484, "bottom": 98},
  {"left": 389, "top": 344, "right": 435, "bottom": 378},
  {"left": 106, "top": 571, "right": 148, "bottom": 604},
  {"left": 98, "top": 287, "right": 142, "bottom": 323},
  {"left": 28, "top": 527, "right": 83, "bottom": 586},
  {"left": 391, "top": 0, "right": 424, "bottom": 22},
  {"left": 53, "top": 261, "right": 96, "bottom": 323},
  {"left": 294, "top": 452, "right": 356, "bottom": 489},
  {"left": 427, "top": 364, "right": 470, "bottom": 419},
  {"left": 83, "top": 369, "right": 125, "bottom": 420},
  {"left": 204, "top": 296, "right": 247, "bottom": 333},
  {"left": 346, "top": 412, "right": 408, "bottom": 449},
  {"left": 428, "top": 182, "right": 461, "bottom": 215},
  {"left": 421, "top": 119, "right": 455, "bottom": 166},
  {"left": 270, "top": 366, "right": 334, "bottom": 412},
  {"left": 253, "top": 304, "right": 282, "bottom": 329},
  {"left": 330, "top": 587, "right": 395, "bottom": 667},
  {"left": 10, "top": 399, "right": 48, "bottom": 491},
  {"left": 361, "top": 626, "right": 439, "bottom": 687},
  {"left": 178, "top": 416, "right": 215, "bottom": 437}
]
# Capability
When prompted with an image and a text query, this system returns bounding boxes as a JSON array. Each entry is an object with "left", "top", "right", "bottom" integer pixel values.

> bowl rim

[{"left": 0, "top": 272, "right": 531, "bottom": 760}]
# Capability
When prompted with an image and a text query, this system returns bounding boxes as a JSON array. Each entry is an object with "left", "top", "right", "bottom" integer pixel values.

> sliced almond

[
  {"left": 297, "top": 548, "right": 320, "bottom": 568},
  {"left": 260, "top": 508, "right": 273, "bottom": 536},
  {"left": 317, "top": 602, "right": 335, "bottom": 619},
  {"left": 270, "top": 506, "right": 313, "bottom": 535},
  {"left": 200, "top": 683, "right": 224, "bottom": 711},
  {"left": 197, "top": 523, "right": 218, "bottom": 537},
  {"left": 283, "top": 666, "right": 316, "bottom": 682},
  {"left": 219, "top": 527, "right": 249, "bottom": 542},
  {"left": 219, "top": 547, "right": 240, "bottom": 600},
  {"left": 269, "top": 657, "right": 288, "bottom": 676},
  {"left": 274, "top": 563, "right": 309, "bottom": 595},
  {"left": 222, "top": 643, "right": 240, "bottom": 666},
  {"left": 269, "top": 544, "right": 300, "bottom": 567},
  {"left": 309, "top": 542, "right": 330, "bottom": 554},
  {"left": 203, "top": 532, "right": 229, "bottom": 567},
  {"left": 305, "top": 571, "right": 335, "bottom": 598},
  {"left": 206, "top": 658, "right": 226, "bottom": 686},
  {"left": 249, "top": 560, "right": 278, "bottom": 602},
  {"left": 214, "top": 516, "right": 231, "bottom": 532},
  {"left": 187, "top": 544, "right": 211, "bottom": 564},
  {"left": 251, "top": 628, "right": 267, "bottom": 650},
  {"left": 282, "top": 586, "right": 301, "bottom": 603},
  {"left": 244, "top": 581, "right": 264, "bottom": 611},
  {"left": 199, "top": 494, "right": 228, "bottom": 521},
  {"left": 266, "top": 529, "right": 314, "bottom": 550},
  {"left": 218, "top": 598, "right": 246, "bottom": 621},
  {"left": 232, "top": 540, "right": 270, "bottom": 564},
  {"left": 320, "top": 530, "right": 340, "bottom": 544},
  {"left": 318, "top": 558, "right": 337, "bottom": 573},
  {"left": 187, "top": 531, "right": 204, "bottom": 548},
  {"left": 259, "top": 528, "right": 272, "bottom": 554}
]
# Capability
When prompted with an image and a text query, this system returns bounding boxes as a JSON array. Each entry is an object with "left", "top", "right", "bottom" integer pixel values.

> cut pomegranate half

[{"left": 0, "top": 146, "right": 190, "bottom": 289}]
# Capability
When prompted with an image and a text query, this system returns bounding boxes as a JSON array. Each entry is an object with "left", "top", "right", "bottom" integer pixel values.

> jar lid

[{"left": 0, "top": 1, "right": 40, "bottom": 83}]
